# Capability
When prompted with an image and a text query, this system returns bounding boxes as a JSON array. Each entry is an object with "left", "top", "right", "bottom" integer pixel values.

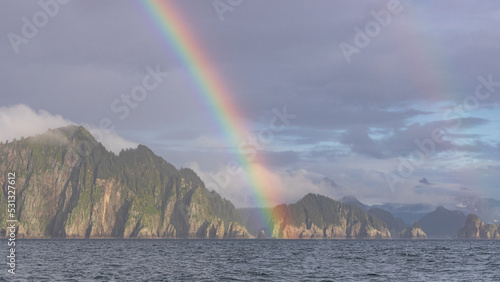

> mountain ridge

[
  {"left": 1, "top": 125, "right": 498, "bottom": 240},
  {"left": 0, "top": 125, "right": 250, "bottom": 239},
  {"left": 0, "top": 126, "right": 391, "bottom": 239},
  {"left": 269, "top": 193, "right": 391, "bottom": 239}
]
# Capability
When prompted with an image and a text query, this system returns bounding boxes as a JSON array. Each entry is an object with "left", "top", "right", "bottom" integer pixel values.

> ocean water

[{"left": 1, "top": 239, "right": 499, "bottom": 281}]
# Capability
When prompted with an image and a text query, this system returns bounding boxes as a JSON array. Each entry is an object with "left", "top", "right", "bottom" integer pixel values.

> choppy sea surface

[{"left": 1, "top": 239, "right": 499, "bottom": 281}]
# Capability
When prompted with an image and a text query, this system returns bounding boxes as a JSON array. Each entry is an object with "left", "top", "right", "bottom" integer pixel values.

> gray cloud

[
  {"left": 1, "top": 0, "right": 499, "bottom": 207},
  {"left": 339, "top": 118, "right": 490, "bottom": 159}
]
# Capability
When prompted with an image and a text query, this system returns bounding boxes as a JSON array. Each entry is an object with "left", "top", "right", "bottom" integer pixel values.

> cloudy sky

[{"left": 1, "top": 0, "right": 499, "bottom": 207}]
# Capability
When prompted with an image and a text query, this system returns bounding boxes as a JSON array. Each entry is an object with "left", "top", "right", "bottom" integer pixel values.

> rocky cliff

[
  {"left": 269, "top": 194, "right": 391, "bottom": 239},
  {"left": 457, "top": 214, "right": 500, "bottom": 239},
  {"left": 0, "top": 126, "right": 251, "bottom": 239},
  {"left": 400, "top": 223, "right": 427, "bottom": 239}
]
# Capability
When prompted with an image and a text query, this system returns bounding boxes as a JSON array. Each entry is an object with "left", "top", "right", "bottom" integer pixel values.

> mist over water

[{"left": 2, "top": 239, "right": 499, "bottom": 281}]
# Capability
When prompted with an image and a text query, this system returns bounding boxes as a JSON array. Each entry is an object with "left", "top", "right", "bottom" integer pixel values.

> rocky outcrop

[
  {"left": 257, "top": 229, "right": 266, "bottom": 239},
  {"left": 0, "top": 126, "right": 251, "bottom": 239},
  {"left": 457, "top": 214, "right": 500, "bottom": 239},
  {"left": 269, "top": 194, "right": 391, "bottom": 239},
  {"left": 400, "top": 223, "right": 427, "bottom": 239}
]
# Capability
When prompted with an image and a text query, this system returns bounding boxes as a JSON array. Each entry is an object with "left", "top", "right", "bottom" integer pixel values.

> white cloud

[
  {"left": 83, "top": 123, "right": 138, "bottom": 155},
  {"left": 0, "top": 104, "right": 137, "bottom": 154},
  {"left": 0, "top": 104, "right": 73, "bottom": 142}
]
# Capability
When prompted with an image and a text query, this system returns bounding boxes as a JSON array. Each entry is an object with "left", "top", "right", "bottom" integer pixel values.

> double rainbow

[{"left": 140, "top": 0, "right": 279, "bottom": 231}]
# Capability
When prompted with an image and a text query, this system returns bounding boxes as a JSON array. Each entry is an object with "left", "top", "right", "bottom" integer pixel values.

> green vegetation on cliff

[
  {"left": 278, "top": 194, "right": 386, "bottom": 229},
  {"left": 271, "top": 194, "right": 391, "bottom": 239},
  {"left": 0, "top": 126, "right": 250, "bottom": 239}
]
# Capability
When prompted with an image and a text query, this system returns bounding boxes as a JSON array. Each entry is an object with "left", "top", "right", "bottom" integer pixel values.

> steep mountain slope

[
  {"left": 368, "top": 208, "right": 407, "bottom": 238},
  {"left": 270, "top": 194, "right": 391, "bottom": 239},
  {"left": 0, "top": 126, "right": 250, "bottom": 239},
  {"left": 418, "top": 206, "right": 466, "bottom": 238}
]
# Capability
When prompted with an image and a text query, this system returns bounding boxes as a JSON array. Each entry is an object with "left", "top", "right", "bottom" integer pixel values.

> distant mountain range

[
  {"left": 0, "top": 126, "right": 498, "bottom": 240},
  {"left": 360, "top": 195, "right": 500, "bottom": 227},
  {"left": 418, "top": 206, "right": 466, "bottom": 238},
  {"left": 371, "top": 203, "right": 435, "bottom": 224},
  {"left": 330, "top": 194, "right": 500, "bottom": 239},
  {"left": 341, "top": 195, "right": 494, "bottom": 239},
  {"left": 453, "top": 196, "right": 500, "bottom": 225}
]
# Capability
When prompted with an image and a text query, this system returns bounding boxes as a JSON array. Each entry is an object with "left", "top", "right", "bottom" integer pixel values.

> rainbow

[{"left": 140, "top": 0, "right": 279, "bottom": 233}]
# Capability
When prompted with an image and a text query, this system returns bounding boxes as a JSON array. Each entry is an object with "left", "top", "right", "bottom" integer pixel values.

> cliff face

[
  {"left": 400, "top": 227, "right": 427, "bottom": 239},
  {"left": 458, "top": 214, "right": 500, "bottom": 239},
  {"left": 269, "top": 194, "right": 391, "bottom": 239},
  {"left": 400, "top": 223, "right": 427, "bottom": 239},
  {"left": 0, "top": 126, "right": 251, "bottom": 239}
]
